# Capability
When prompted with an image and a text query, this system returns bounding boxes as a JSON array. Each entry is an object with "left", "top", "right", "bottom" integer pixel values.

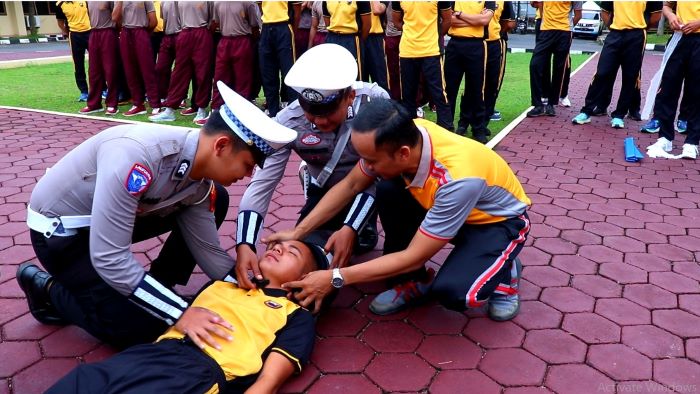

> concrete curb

[
  {"left": 0, "top": 55, "right": 75, "bottom": 69},
  {"left": 0, "top": 35, "right": 65, "bottom": 45},
  {"left": 508, "top": 45, "right": 665, "bottom": 55}
]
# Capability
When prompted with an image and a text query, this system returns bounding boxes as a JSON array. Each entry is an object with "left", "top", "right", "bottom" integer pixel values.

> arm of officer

[
  {"left": 145, "top": 1, "right": 157, "bottom": 31},
  {"left": 358, "top": 1, "right": 372, "bottom": 41},
  {"left": 236, "top": 145, "right": 293, "bottom": 289},
  {"left": 391, "top": 1, "right": 403, "bottom": 30},
  {"left": 90, "top": 141, "right": 232, "bottom": 350},
  {"left": 646, "top": 2, "right": 663, "bottom": 28},
  {"left": 599, "top": 2, "right": 613, "bottom": 27},
  {"left": 572, "top": 2, "right": 583, "bottom": 27},
  {"left": 500, "top": 2, "right": 516, "bottom": 33},
  {"left": 55, "top": 4, "right": 70, "bottom": 36},
  {"left": 112, "top": 1, "right": 123, "bottom": 25},
  {"left": 439, "top": 2, "right": 453, "bottom": 36},
  {"left": 452, "top": 6, "right": 494, "bottom": 27},
  {"left": 285, "top": 178, "right": 486, "bottom": 312}
]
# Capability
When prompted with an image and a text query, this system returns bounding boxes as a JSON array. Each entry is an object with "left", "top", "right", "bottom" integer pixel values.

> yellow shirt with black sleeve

[
  {"left": 153, "top": 0, "right": 164, "bottom": 33},
  {"left": 674, "top": 1, "right": 700, "bottom": 33},
  {"left": 323, "top": 1, "right": 371, "bottom": 34},
  {"left": 359, "top": 119, "right": 530, "bottom": 238},
  {"left": 599, "top": 1, "right": 662, "bottom": 30},
  {"left": 369, "top": 1, "right": 389, "bottom": 34},
  {"left": 261, "top": 1, "right": 300, "bottom": 24},
  {"left": 157, "top": 282, "right": 315, "bottom": 385},
  {"left": 393, "top": 1, "right": 452, "bottom": 58},
  {"left": 487, "top": 1, "right": 515, "bottom": 41},
  {"left": 55, "top": 1, "right": 91, "bottom": 33},
  {"left": 541, "top": 1, "right": 583, "bottom": 31},
  {"left": 449, "top": 1, "right": 496, "bottom": 39}
]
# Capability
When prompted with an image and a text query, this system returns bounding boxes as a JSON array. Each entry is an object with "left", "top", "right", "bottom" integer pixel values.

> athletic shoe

[
  {"left": 369, "top": 269, "right": 435, "bottom": 315},
  {"left": 179, "top": 99, "right": 187, "bottom": 109},
  {"left": 646, "top": 137, "right": 673, "bottom": 157},
  {"left": 488, "top": 258, "right": 522, "bottom": 321},
  {"left": 180, "top": 107, "right": 197, "bottom": 116},
  {"left": 149, "top": 107, "right": 176, "bottom": 122},
  {"left": 101, "top": 90, "right": 108, "bottom": 99},
  {"left": 473, "top": 130, "right": 489, "bottom": 144},
  {"left": 105, "top": 107, "right": 118, "bottom": 116},
  {"left": 591, "top": 107, "right": 607, "bottom": 116},
  {"left": 193, "top": 108, "right": 208, "bottom": 125},
  {"left": 78, "top": 92, "right": 88, "bottom": 102},
  {"left": 627, "top": 111, "right": 642, "bottom": 121},
  {"left": 526, "top": 106, "right": 546, "bottom": 117},
  {"left": 640, "top": 118, "right": 660, "bottom": 133},
  {"left": 572, "top": 112, "right": 591, "bottom": 125},
  {"left": 544, "top": 104, "right": 556, "bottom": 116},
  {"left": 416, "top": 107, "right": 425, "bottom": 119},
  {"left": 124, "top": 105, "right": 147, "bottom": 117},
  {"left": 558, "top": 96, "right": 571, "bottom": 107},
  {"left": 489, "top": 111, "right": 502, "bottom": 121},
  {"left": 79, "top": 106, "right": 102, "bottom": 114},
  {"left": 676, "top": 119, "right": 688, "bottom": 134},
  {"left": 679, "top": 143, "right": 698, "bottom": 160},
  {"left": 151, "top": 107, "right": 162, "bottom": 115},
  {"left": 16, "top": 263, "right": 66, "bottom": 325},
  {"left": 611, "top": 118, "right": 625, "bottom": 129}
]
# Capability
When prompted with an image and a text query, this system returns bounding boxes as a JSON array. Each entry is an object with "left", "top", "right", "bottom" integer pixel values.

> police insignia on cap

[{"left": 301, "top": 88, "right": 324, "bottom": 103}]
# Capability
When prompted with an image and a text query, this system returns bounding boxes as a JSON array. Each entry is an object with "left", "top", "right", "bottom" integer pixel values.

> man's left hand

[
  {"left": 283, "top": 270, "right": 333, "bottom": 314},
  {"left": 325, "top": 225, "right": 356, "bottom": 269},
  {"left": 682, "top": 20, "right": 700, "bottom": 34}
]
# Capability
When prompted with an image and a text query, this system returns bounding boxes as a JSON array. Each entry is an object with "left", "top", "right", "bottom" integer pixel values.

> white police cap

[
  {"left": 217, "top": 81, "right": 296, "bottom": 162},
  {"left": 284, "top": 43, "right": 358, "bottom": 105}
]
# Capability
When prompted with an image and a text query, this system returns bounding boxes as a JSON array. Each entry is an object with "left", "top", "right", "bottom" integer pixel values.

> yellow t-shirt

[
  {"left": 261, "top": 1, "right": 299, "bottom": 24},
  {"left": 449, "top": 1, "right": 495, "bottom": 39},
  {"left": 676, "top": 1, "right": 700, "bottom": 33},
  {"left": 541, "top": 1, "right": 580, "bottom": 31},
  {"left": 369, "top": 12, "right": 384, "bottom": 34},
  {"left": 56, "top": 1, "right": 91, "bottom": 33},
  {"left": 323, "top": 1, "right": 370, "bottom": 34},
  {"left": 395, "top": 1, "right": 452, "bottom": 58},
  {"left": 153, "top": 1, "right": 164, "bottom": 33}
]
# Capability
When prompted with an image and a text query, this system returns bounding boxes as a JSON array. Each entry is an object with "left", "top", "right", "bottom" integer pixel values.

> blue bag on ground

[{"left": 624, "top": 137, "right": 644, "bottom": 162}]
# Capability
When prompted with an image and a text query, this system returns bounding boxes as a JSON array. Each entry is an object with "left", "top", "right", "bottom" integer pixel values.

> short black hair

[
  {"left": 351, "top": 99, "right": 420, "bottom": 154},
  {"left": 202, "top": 109, "right": 266, "bottom": 167}
]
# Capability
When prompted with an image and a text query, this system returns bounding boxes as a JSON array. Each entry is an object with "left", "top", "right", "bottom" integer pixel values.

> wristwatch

[{"left": 331, "top": 268, "right": 344, "bottom": 289}]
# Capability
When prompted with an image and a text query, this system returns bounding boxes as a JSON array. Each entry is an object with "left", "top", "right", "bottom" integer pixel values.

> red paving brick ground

[{"left": 1, "top": 52, "right": 699, "bottom": 393}]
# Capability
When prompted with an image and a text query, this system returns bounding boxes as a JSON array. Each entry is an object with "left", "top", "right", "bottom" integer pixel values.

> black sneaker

[
  {"left": 591, "top": 107, "right": 607, "bottom": 116},
  {"left": 526, "top": 106, "right": 546, "bottom": 117},
  {"left": 16, "top": 263, "right": 66, "bottom": 325},
  {"left": 473, "top": 130, "right": 489, "bottom": 144},
  {"left": 545, "top": 104, "right": 556, "bottom": 116},
  {"left": 355, "top": 222, "right": 379, "bottom": 254},
  {"left": 456, "top": 126, "right": 467, "bottom": 136},
  {"left": 627, "top": 111, "right": 642, "bottom": 121}
]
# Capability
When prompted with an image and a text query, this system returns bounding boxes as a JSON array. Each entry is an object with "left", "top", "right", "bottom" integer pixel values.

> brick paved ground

[{"left": 1, "top": 51, "right": 699, "bottom": 393}]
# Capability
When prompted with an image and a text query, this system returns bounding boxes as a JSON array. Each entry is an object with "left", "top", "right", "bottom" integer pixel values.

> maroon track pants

[
  {"left": 211, "top": 35, "right": 253, "bottom": 110},
  {"left": 87, "top": 28, "right": 120, "bottom": 108},
  {"left": 164, "top": 27, "right": 213, "bottom": 109},
  {"left": 384, "top": 35, "right": 402, "bottom": 101},
  {"left": 155, "top": 34, "right": 178, "bottom": 102},
  {"left": 119, "top": 27, "right": 160, "bottom": 108}
]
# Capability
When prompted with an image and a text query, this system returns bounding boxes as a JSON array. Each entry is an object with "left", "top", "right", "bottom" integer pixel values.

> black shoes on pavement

[{"left": 16, "top": 263, "right": 65, "bottom": 325}]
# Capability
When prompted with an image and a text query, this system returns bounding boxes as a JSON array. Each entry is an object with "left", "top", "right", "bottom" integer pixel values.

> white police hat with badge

[
  {"left": 216, "top": 81, "right": 297, "bottom": 167},
  {"left": 285, "top": 44, "right": 358, "bottom": 115}
]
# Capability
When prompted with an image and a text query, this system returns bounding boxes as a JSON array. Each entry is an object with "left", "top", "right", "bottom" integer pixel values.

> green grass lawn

[
  {"left": 0, "top": 53, "right": 589, "bottom": 135},
  {"left": 645, "top": 33, "right": 670, "bottom": 46}
]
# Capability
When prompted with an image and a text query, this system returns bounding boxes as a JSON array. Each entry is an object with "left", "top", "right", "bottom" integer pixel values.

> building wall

[{"left": 0, "top": 2, "right": 62, "bottom": 37}]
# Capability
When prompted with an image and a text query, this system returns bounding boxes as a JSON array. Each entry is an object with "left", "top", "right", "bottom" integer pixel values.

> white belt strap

[{"left": 26, "top": 206, "right": 91, "bottom": 238}]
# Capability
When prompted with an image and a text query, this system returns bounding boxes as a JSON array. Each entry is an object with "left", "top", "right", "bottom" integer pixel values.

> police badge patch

[
  {"left": 300, "top": 133, "right": 321, "bottom": 145},
  {"left": 264, "top": 300, "right": 283, "bottom": 309},
  {"left": 125, "top": 163, "right": 152, "bottom": 195}
]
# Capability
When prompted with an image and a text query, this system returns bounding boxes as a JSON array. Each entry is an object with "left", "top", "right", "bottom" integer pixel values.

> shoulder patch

[
  {"left": 300, "top": 133, "right": 321, "bottom": 146},
  {"left": 125, "top": 163, "right": 153, "bottom": 195},
  {"left": 265, "top": 300, "right": 283, "bottom": 309}
]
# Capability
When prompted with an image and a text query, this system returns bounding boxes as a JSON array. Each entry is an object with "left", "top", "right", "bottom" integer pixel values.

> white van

[{"left": 573, "top": 10, "right": 604, "bottom": 38}]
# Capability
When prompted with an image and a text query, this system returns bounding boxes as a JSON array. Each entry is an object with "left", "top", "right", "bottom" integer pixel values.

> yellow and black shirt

[
  {"left": 153, "top": 0, "right": 164, "bottom": 33},
  {"left": 260, "top": 1, "right": 301, "bottom": 24},
  {"left": 487, "top": 1, "right": 515, "bottom": 41},
  {"left": 541, "top": 1, "right": 583, "bottom": 31},
  {"left": 158, "top": 281, "right": 315, "bottom": 386},
  {"left": 55, "top": 1, "right": 91, "bottom": 32},
  {"left": 669, "top": 1, "right": 700, "bottom": 33},
  {"left": 360, "top": 119, "right": 530, "bottom": 238},
  {"left": 393, "top": 1, "right": 452, "bottom": 58},
  {"left": 449, "top": 1, "right": 496, "bottom": 39},
  {"left": 369, "top": 1, "right": 390, "bottom": 34},
  {"left": 599, "top": 1, "right": 662, "bottom": 30},
  {"left": 323, "top": 1, "right": 371, "bottom": 34}
]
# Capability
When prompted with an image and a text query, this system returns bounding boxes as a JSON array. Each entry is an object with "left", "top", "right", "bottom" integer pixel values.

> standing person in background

[
  {"left": 259, "top": 1, "right": 301, "bottom": 117},
  {"left": 322, "top": 1, "right": 371, "bottom": 77},
  {"left": 526, "top": 1, "right": 582, "bottom": 118},
  {"left": 309, "top": 0, "right": 328, "bottom": 48},
  {"left": 296, "top": 2, "right": 312, "bottom": 58},
  {"left": 445, "top": 2, "right": 495, "bottom": 144},
  {"left": 154, "top": 0, "right": 181, "bottom": 108},
  {"left": 392, "top": 1, "right": 454, "bottom": 131},
  {"left": 150, "top": 1, "right": 164, "bottom": 63},
  {"left": 483, "top": 1, "right": 516, "bottom": 123},
  {"left": 80, "top": 1, "right": 120, "bottom": 116},
  {"left": 149, "top": 1, "right": 214, "bottom": 125},
  {"left": 572, "top": 1, "right": 662, "bottom": 129},
  {"left": 362, "top": 1, "right": 390, "bottom": 92},
  {"left": 113, "top": 1, "right": 162, "bottom": 117},
  {"left": 383, "top": 1, "right": 402, "bottom": 100},
  {"left": 210, "top": 1, "right": 260, "bottom": 111},
  {"left": 56, "top": 1, "right": 91, "bottom": 102}
]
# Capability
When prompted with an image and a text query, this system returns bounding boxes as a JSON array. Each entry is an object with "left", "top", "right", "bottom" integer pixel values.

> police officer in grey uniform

[
  {"left": 17, "top": 82, "right": 296, "bottom": 349},
  {"left": 235, "top": 44, "right": 389, "bottom": 290}
]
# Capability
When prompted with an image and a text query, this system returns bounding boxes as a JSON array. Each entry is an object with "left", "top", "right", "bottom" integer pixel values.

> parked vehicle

[{"left": 573, "top": 10, "right": 604, "bottom": 39}]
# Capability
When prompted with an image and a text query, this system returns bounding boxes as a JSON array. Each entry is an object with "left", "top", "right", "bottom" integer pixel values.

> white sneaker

[
  {"left": 149, "top": 107, "right": 176, "bottom": 122},
  {"left": 416, "top": 107, "right": 425, "bottom": 118},
  {"left": 559, "top": 96, "right": 571, "bottom": 107},
  {"left": 193, "top": 108, "right": 208, "bottom": 123},
  {"left": 151, "top": 108, "right": 161, "bottom": 115},
  {"left": 679, "top": 144, "right": 699, "bottom": 160},
  {"left": 646, "top": 137, "right": 674, "bottom": 158}
]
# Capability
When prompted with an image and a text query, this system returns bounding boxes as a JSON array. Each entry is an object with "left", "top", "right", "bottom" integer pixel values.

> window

[
  {"left": 21, "top": 2, "right": 56, "bottom": 15},
  {"left": 22, "top": 1, "right": 36, "bottom": 15},
  {"left": 0, "top": 2, "right": 6, "bottom": 16}
]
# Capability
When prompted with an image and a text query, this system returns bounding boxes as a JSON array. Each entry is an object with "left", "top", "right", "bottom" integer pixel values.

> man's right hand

[
  {"left": 668, "top": 13, "right": 684, "bottom": 31},
  {"left": 175, "top": 306, "right": 234, "bottom": 351},
  {"left": 235, "top": 244, "right": 262, "bottom": 289}
]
